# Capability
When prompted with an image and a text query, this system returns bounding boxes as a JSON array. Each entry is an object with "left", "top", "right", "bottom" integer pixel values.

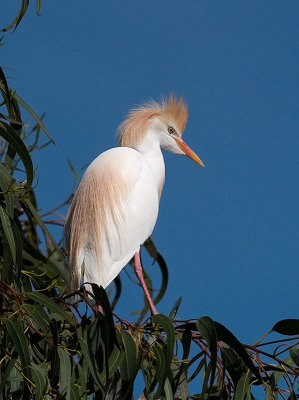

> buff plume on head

[{"left": 118, "top": 95, "right": 189, "bottom": 148}]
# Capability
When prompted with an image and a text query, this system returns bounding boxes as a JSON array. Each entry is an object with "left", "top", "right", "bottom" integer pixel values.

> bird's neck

[{"left": 137, "top": 135, "right": 165, "bottom": 199}]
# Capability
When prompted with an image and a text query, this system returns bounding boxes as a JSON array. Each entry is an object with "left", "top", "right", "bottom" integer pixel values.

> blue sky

[{"left": 2, "top": 1, "right": 298, "bottom": 344}]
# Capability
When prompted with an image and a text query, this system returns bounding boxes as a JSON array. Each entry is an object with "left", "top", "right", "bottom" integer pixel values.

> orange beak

[{"left": 174, "top": 137, "right": 205, "bottom": 167}]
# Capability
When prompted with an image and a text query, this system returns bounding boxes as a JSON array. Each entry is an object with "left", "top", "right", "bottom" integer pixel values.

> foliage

[{"left": 1, "top": 6, "right": 299, "bottom": 400}]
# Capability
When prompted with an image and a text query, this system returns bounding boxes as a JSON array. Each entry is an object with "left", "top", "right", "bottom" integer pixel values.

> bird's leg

[
  {"left": 134, "top": 252, "right": 158, "bottom": 315},
  {"left": 96, "top": 304, "right": 104, "bottom": 314}
]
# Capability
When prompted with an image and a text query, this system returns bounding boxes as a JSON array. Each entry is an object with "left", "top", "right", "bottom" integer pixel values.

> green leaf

[
  {"left": 5, "top": 319, "right": 31, "bottom": 379},
  {"left": 0, "top": 121, "right": 34, "bottom": 186},
  {"left": 1, "top": 0, "right": 29, "bottom": 32},
  {"left": 153, "top": 253, "right": 168, "bottom": 306},
  {"left": 21, "top": 198, "right": 69, "bottom": 282},
  {"left": 0, "top": 353, "right": 18, "bottom": 393},
  {"left": 269, "top": 355, "right": 295, "bottom": 392},
  {"left": 0, "top": 205, "right": 16, "bottom": 264},
  {"left": 290, "top": 347, "right": 299, "bottom": 367},
  {"left": 0, "top": 161, "right": 14, "bottom": 217},
  {"left": 144, "top": 238, "right": 168, "bottom": 307},
  {"left": 272, "top": 319, "right": 299, "bottom": 335},
  {"left": 26, "top": 291, "right": 75, "bottom": 325},
  {"left": 152, "top": 314, "right": 175, "bottom": 380},
  {"left": 168, "top": 296, "right": 182, "bottom": 319},
  {"left": 77, "top": 325, "right": 104, "bottom": 389},
  {"left": 215, "top": 321, "right": 261, "bottom": 380},
  {"left": 36, "top": 0, "right": 42, "bottom": 15},
  {"left": 187, "top": 357, "right": 206, "bottom": 383},
  {"left": 221, "top": 347, "right": 244, "bottom": 386},
  {"left": 164, "top": 377, "right": 173, "bottom": 400},
  {"left": 12, "top": 91, "right": 54, "bottom": 143},
  {"left": 152, "top": 344, "right": 166, "bottom": 395},
  {"left": 119, "top": 330, "right": 139, "bottom": 381},
  {"left": 196, "top": 316, "right": 217, "bottom": 391},
  {"left": 31, "top": 362, "right": 48, "bottom": 400},
  {"left": 23, "top": 303, "right": 51, "bottom": 335},
  {"left": 234, "top": 371, "right": 252, "bottom": 400},
  {"left": 58, "top": 348, "right": 71, "bottom": 399}
]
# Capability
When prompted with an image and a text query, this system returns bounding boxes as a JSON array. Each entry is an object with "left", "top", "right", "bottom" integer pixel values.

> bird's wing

[{"left": 64, "top": 147, "right": 159, "bottom": 290}]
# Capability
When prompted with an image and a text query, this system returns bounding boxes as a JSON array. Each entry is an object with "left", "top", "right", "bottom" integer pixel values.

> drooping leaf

[
  {"left": 289, "top": 347, "right": 299, "bottom": 367},
  {"left": 152, "top": 314, "right": 175, "bottom": 380},
  {"left": 58, "top": 348, "right": 72, "bottom": 399},
  {"left": 0, "top": 205, "right": 16, "bottom": 264},
  {"left": 1, "top": 0, "right": 29, "bottom": 32},
  {"left": 12, "top": 91, "right": 54, "bottom": 143},
  {"left": 196, "top": 316, "right": 218, "bottom": 391},
  {"left": 215, "top": 321, "right": 261, "bottom": 381},
  {"left": 77, "top": 326, "right": 104, "bottom": 389},
  {"left": 119, "top": 330, "right": 140, "bottom": 381},
  {"left": 26, "top": 291, "right": 75, "bottom": 325},
  {"left": 31, "top": 362, "right": 48, "bottom": 400},
  {"left": 234, "top": 371, "right": 252, "bottom": 400},
  {"left": 5, "top": 319, "right": 31, "bottom": 379},
  {"left": 0, "top": 121, "right": 34, "bottom": 186}
]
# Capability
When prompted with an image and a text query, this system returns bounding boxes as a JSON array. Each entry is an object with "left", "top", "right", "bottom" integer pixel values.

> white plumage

[{"left": 64, "top": 96, "right": 204, "bottom": 312}]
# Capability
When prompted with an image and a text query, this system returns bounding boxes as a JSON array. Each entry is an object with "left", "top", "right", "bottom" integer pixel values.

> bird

[{"left": 64, "top": 95, "right": 204, "bottom": 314}]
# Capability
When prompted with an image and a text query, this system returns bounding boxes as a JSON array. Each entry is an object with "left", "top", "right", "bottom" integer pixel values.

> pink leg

[
  {"left": 96, "top": 304, "right": 104, "bottom": 314},
  {"left": 134, "top": 252, "right": 158, "bottom": 315}
]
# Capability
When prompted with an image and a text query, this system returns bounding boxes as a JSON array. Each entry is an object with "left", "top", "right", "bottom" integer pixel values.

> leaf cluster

[{"left": 0, "top": 11, "right": 298, "bottom": 399}]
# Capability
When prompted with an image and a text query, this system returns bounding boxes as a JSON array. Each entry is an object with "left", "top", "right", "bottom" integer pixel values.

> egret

[{"left": 64, "top": 95, "right": 204, "bottom": 315}]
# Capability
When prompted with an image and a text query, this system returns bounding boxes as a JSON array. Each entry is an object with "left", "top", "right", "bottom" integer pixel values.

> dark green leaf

[
  {"left": 188, "top": 357, "right": 206, "bottom": 383},
  {"left": 5, "top": 319, "right": 31, "bottom": 379},
  {"left": 58, "top": 348, "right": 71, "bottom": 399},
  {"left": 215, "top": 321, "right": 261, "bottom": 380},
  {"left": 26, "top": 291, "right": 75, "bottom": 325},
  {"left": 152, "top": 253, "right": 168, "bottom": 306},
  {"left": 234, "top": 371, "right": 252, "bottom": 400},
  {"left": 32, "top": 362, "right": 48, "bottom": 400},
  {"left": 0, "top": 353, "right": 18, "bottom": 393},
  {"left": 0, "top": 205, "right": 16, "bottom": 263},
  {"left": 152, "top": 314, "right": 175, "bottom": 380},
  {"left": 23, "top": 303, "right": 51, "bottom": 335},
  {"left": 77, "top": 326, "right": 104, "bottom": 389},
  {"left": 168, "top": 296, "right": 182, "bottom": 319},
  {"left": 12, "top": 92, "right": 54, "bottom": 143},
  {"left": 272, "top": 319, "right": 299, "bottom": 335},
  {"left": 290, "top": 347, "right": 299, "bottom": 367},
  {"left": 1, "top": 0, "right": 29, "bottom": 32},
  {"left": 0, "top": 121, "right": 34, "bottom": 186},
  {"left": 151, "top": 344, "right": 166, "bottom": 396},
  {"left": 119, "top": 330, "right": 139, "bottom": 381},
  {"left": 196, "top": 316, "right": 217, "bottom": 391},
  {"left": 221, "top": 347, "right": 245, "bottom": 386}
]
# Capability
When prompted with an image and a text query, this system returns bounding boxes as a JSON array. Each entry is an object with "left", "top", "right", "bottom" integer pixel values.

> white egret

[{"left": 64, "top": 95, "right": 204, "bottom": 314}]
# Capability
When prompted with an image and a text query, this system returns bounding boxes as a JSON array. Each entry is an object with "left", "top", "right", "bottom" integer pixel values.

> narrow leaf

[
  {"left": 5, "top": 319, "right": 31, "bottom": 379},
  {"left": 196, "top": 316, "right": 218, "bottom": 391},
  {"left": 152, "top": 314, "right": 175, "bottom": 379},
  {"left": 26, "top": 291, "right": 75, "bottom": 325},
  {"left": 58, "top": 348, "right": 71, "bottom": 399},
  {"left": 234, "top": 371, "right": 252, "bottom": 400},
  {"left": 0, "top": 205, "right": 16, "bottom": 263},
  {"left": 0, "top": 120, "right": 34, "bottom": 186},
  {"left": 32, "top": 362, "right": 48, "bottom": 400},
  {"left": 290, "top": 347, "right": 299, "bottom": 367},
  {"left": 12, "top": 91, "right": 54, "bottom": 143},
  {"left": 215, "top": 321, "right": 261, "bottom": 380}
]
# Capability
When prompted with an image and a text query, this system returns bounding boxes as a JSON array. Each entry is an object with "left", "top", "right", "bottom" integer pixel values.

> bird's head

[{"left": 118, "top": 95, "right": 204, "bottom": 167}]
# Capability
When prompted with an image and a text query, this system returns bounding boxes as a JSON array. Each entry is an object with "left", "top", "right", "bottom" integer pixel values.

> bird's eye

[{"left": 168, "top": 127, "right": 174, "bottom": 134}]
